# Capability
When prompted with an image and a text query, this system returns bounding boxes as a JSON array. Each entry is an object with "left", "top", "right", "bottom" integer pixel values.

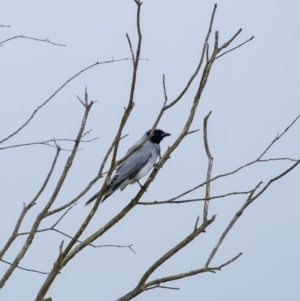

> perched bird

[{"left": 85, "top": 129, "right": 170, "bottom": 205}]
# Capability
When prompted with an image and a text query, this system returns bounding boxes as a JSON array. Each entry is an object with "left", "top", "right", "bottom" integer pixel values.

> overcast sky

[{"left": 1, "top": 1, "right": 300, "bottom": 300}]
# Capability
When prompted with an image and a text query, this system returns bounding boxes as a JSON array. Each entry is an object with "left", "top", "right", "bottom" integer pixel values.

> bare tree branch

[
  {"left": 48, "top": 3, "right": 220, "bottom": 275},
  {"left": 216, "top": 36, "right": 254, "bottom": 60},
  {"left": 116, "top": 216, "right": 216, "bottom": 301},
  {"left": 0, "top": 147, "right": 60, "bottom": 262},
  {"left": 252, "top": 159, "right": 300, "bottom": 202},
  {"left": 205, "top": 182, "right": 262, "bottom": 267},
  {"left": 126, "top": 33, "right": 135, "bottom": 63},
  {"left": 0, "top": 35, "right": 66, "bottom": 46},
  {"left": 138, "top": 189, "right": 256, "bottom": 205},
  {"left": 0, "top": 58, "right": 134, "bottom": 145},
  {"left": 144, "top": 284, "right": 180, "bottom": 291},
  {"left": 19, "top": 202, "right": 136, "bottom": 254},
  {"left": 35, "top": 3, "right": 145, "bottom": 299},
  {"left": 162, "top": 74, "right": 168, "bottom": 105},
  {"left": 139, "top": 216, "right": 215, "bottom": 287},
  {"left": 0, "top": 91, "right": 92, "bottom": 289},
  {"left": 0, "top": 259, "right": 50, "bottom": 275},
  {"left": 203, "top": 111, "right": 213, "bottom": 221},
  {"left": 52, "top": 2, "right": 245, "bottom": 276},
  {"left": 257, "top": 113, "right": 300, "bottom": 160},
  {"left": 217, "top": 28, "right": 242, "bottom": 53},
  {"left": 163, "top": 4, "right": 217, "bottom": 111},
  {"left": 2, "top": 2, "right": 296, "bottom": 301},
  {"left": 259, "top": 157, "right": 298, "bottom": 162},
  {"left": 143, "top": 252, "right": 243, "bottom": 290},
  {"left": 161, "top": 112, "right": 300, "bottom": 204},
  {"left": 45, "top": 134, "right": 128, "bottom": 216},
  {"left": 206, "top": 42, "right": 210, "bottom": 63},
  {"left": 0, "top": 137, "right": 99, "bottom": 150}
]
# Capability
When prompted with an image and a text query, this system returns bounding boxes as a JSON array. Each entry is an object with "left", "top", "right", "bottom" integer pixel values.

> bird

[{"left": 85, "top": 129, "right": 171, "bottom": 205}]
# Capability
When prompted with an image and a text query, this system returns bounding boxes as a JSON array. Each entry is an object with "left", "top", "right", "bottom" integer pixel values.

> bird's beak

[{"left": 162, "top": 132, "right": 171, "bottom": 137}]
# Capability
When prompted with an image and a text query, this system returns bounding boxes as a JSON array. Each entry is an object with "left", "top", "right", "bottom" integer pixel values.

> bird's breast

[{"left": 134, "top": 152, "right": 158, "bottom": 181}]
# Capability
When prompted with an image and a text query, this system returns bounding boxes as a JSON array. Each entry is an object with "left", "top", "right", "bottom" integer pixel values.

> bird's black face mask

[{"left": 148, "top": 129, "right": 171, "bottom": 144}]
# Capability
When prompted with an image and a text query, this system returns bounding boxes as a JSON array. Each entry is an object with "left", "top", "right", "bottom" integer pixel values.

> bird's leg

[{"left": 137, "top": 180, "right": 147, "bottom": 191}]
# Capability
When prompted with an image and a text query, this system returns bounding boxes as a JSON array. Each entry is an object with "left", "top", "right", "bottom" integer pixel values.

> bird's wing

[{"left": 108, "top": 147, "right": 152, "bottom": 192}]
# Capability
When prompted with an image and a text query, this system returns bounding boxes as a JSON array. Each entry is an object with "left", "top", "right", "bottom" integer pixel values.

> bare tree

[{"left": 0, "top": 2, "right": 299, "bottom": 301}]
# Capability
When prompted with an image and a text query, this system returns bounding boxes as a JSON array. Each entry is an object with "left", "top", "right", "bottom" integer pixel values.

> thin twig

[
  {"left": 0, "top": 35, "right": 66, "bottom": 46},
  {"left": 144, "top": 284, "right": 180, "bottom": 291},
  {"left": 0, "top": 259, "right": 50, "bottom": 275},
  {"left": 162, "top": 74, "right": 168, "bottom": 105},
  {"left": 76, "top": 95, "right": 85, "bottom": 107},
  {"left": 216, "top": 36, "right": 254, "bottom": 60},
  {"left": 216, "top": 28, "right": 242, "bottom": 53},
  {"left": 19, "top": 226, "right": 136, "bottom": 254},
  {"left": 252, "top": 159, "right": 300, "bottom": 202},
  {"left": 0, "top": 137, "right": 99, "bottom": 150},
  {"left": 194, "top": 216, "right": 200, "bottom": 231},
  {"left": 138, "top": 189, "right": 254, "bottom": 205},
  {"left": 126, "top": 33, "right": 135, "bottom": 63},
  {"left": 257, "top": 113, "right": 300, "bottom": 160},
  {"left": 218, "top": 252, "right": 243, "bottom": 269},
  {"left": 259, "top": 157, "right": 298, "bottom": 162},
  {"left": 143, "top": 252, "right": 243, "bottom": 289},
  {"left": 51, "top": 204, "right": 77, "bottom": 228},
  {"left": 81, "top": 129, "right": 93, "bottom": 138},
  {"left": 186, "top": 129, "right": 200, "bottom": 136}
]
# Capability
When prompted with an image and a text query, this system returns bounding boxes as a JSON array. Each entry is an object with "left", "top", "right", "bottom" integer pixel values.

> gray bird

[{"left": 85, "top": 129, "right": 171, "bottom": 205}]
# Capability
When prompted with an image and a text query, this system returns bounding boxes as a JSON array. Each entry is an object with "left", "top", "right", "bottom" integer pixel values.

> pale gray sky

[{"left": 1, "top": 1, "right": 300, "bottom": 300}]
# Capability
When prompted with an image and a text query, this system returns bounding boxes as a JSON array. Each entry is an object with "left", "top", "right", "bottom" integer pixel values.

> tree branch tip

[
  {"left": 186, "top": 129, "right": 200, "bottom": 136},
  {"left": 194, "top": 216, "right": 200, "bottom": 230},
  {"left": 129, "top": 245, "right": 137, "bottom": 254},
  {"left": 59, "top": 240, "right": 64, "bottom": 255}
]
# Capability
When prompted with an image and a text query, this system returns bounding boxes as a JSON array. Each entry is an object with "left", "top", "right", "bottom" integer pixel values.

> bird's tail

[
  {"left": 85, "top": 191, "right": 112, "bottom": 206},
  {"left": 85, "top": 192, "right": 100, "bottom": 206}
]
